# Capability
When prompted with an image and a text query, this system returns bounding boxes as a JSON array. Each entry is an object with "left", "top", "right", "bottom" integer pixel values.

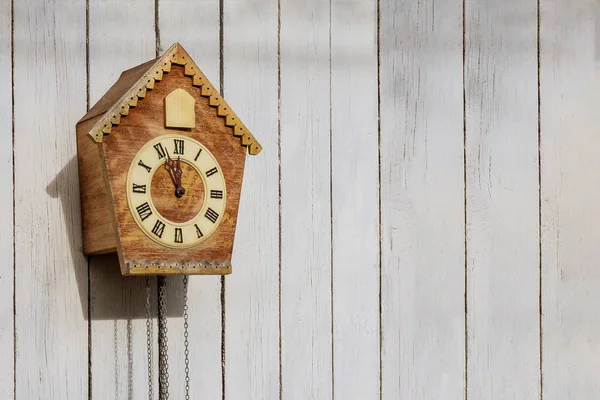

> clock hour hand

[
  {"left": 164, "top": 150, "right": 186, "bottom": 198},
  {"left": 173, "top": 156, "right": 185, "bottom": 198}
]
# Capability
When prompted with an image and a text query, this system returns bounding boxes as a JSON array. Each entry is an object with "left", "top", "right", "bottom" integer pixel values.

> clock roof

[{"left": 77, "top": 42, "right": 262, "bottom": 155}]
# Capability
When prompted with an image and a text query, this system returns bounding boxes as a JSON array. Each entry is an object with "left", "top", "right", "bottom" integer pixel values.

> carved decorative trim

[
  {"left": 126, "top": 259, "right": 232, "bottom": 271},
  {"left": 86, "top": 43, "right": 262, "bottom": 155}
]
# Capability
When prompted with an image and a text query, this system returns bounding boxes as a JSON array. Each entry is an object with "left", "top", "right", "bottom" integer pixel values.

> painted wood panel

[
  {"left": 379, "top": 0, "right": 466, "bottom": 398},
  {"left": 6, "top": 0, "right": 600, "bottom": 398},
  {"left": 222, "top": 0, "right": 280, "bottom": 398},
  {"left": 465, "top": 1, "right": 541, "bottom": 398},
  {"left": 0, "top": 0, "right": 13, "bottom": 396},
  {"left": 88, "top": 1, "right": 158, "bottom": 398},
  {"left": 540, "top": 1, "right": 600, "bottom": 398},
  {"left": 13, "top": 0, "right": 88, "bottom": 398},
  {"left": 159, "top": 1, "right": 223, "bottom": 398},
  {"left": 280, "top": 0, "right": 333, "bottom": 398},
  {"left": 331, "top": 1, "right": 379, "bottom": 399}
]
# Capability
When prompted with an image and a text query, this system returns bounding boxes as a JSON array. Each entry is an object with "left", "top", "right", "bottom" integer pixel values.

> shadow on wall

[{"left": 46, "top": 155, "right": 183, "bottom": 320}]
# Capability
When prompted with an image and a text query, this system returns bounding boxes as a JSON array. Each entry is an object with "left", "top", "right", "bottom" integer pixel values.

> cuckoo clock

[{"left": 76, "top": 42, "right": 262, "bottom": 276}]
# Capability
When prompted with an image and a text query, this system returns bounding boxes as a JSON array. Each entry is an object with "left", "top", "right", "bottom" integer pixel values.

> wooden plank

[
  {"left": 280, "top": 1, "right": 332, "bottom": 399},
  {"left": 330, "top": 1, "right": 379, "bottom": 399},
  {"left": 159, "top": 1, "right": 223, "bottom": 398},
  {"left": 465, "top": 1, "right": 540, "bottom": 398},
  {"left": 13, "top": 0, "right": 88, "bottom": 398},
  {"left": 88, "top": 1, "right": 158, "bottom": 398},
  {"left": 222, "top": 0, "right": 280, "bottom": 398},
  {"left": 379, "top": 0, "right": 465, "bottom": 398},
  {"left": 540, "top": 1, "right": 600, "bottom": 398},
  {"left": 0, "top": 0, "right": 13, "bottom": 396}
]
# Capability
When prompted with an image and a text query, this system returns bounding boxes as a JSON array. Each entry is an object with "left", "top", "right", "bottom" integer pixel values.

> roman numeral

[
  {"left": 151, "top": 220, "right": 165, "bottom": 238},
  {"left": 136, "top": 202, "right": 152, "bottom": 221},
  {"left": 194, "top": 149, "right": 202, "bottom": 161},
  {"left": 174, "top": 227, "right": 183, "bottom": 243},
  {"left": 138, "top": 159, "right": 152, "bottom": 173},
  {"left": 154, "top": 143, "right": 166, "bottom": 159},
  {"left": 210, "top": 190, "right": 223, "bottom": 199},
  {"left": 132, "top": 184, "right": 146, "bottom": 193},
  {"left": 206, "top": 167, "right": 218, "bottom": 177},
  {"left": 195, "top": 224, "right": 203, "bottom": 238},
  {"left": 174, "top": 139, "right": 184, "bottom": 155},
  {"left": 205, "top": 207, "right": 219, "bottom": 223}
]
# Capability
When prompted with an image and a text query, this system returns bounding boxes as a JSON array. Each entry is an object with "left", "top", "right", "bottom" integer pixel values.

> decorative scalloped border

[
  {"left": 127, "top": 259, "right": 232, "bottom": 271},
  {"left": 87, "top": 43, "right": 262, "bottom": 155}
]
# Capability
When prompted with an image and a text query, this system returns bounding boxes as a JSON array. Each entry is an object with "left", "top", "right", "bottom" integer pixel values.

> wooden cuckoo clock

[{"left": 76, "top": 42, "right": 262, "bottom": 276}]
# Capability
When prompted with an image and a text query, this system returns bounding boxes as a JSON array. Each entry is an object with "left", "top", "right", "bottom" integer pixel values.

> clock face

[{"left": 126, "top": 134, "right": 227, "bottom": 248}]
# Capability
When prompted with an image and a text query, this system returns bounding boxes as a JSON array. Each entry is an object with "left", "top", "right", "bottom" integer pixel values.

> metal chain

[
  {"left": 127, "top": 319, "right": 134, "bottom": 400},
  {"left": 183, "top": 276, "right": 190, "bottom": 400},
  {"left": 114, "top": 320, "right": 119, "bottom": 400},
  {"left": 158, "top": 276, "right": 170, "bottom": 399},
  {"left": 145, "top": 277, "right": 154, "bottom": 400}
]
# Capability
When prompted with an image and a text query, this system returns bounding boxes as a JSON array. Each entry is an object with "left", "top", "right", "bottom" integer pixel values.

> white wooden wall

[{"left": 2, "top": 0, "right": 600, "bottom": 398}]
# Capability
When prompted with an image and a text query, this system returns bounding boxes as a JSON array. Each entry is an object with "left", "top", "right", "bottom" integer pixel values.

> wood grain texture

[
  {"left": 78, "top": 58, "right": 169, "bottom": 256},
  {"left": 331, "top": 1, "right": 379, "bottom": 399},
  {"left": 101, "top": 66, "right": 246, "bottom": 275},
  {"left": 150, "top": 158, "right": 205, "bottom": 223},
  {"left": 0, "top": 0, "right": 12, "bottom": 396},
  {"left": 88, "top": 1, "right": 158, "bottom": 397},
  {"left": 379, "top": 0, "right": 466, "bottom": 398},
  {"left": 159, "top": 2, "right": 224, "bottom": 397},
  {"left": 540, "top": 1, "right": 600, "bottom": 398},
  {"left": 13, "top": 0, "right": 88, "bottom": 398},
  {"left": 280, "top": 1, "right": 332, "bottom": 399},
  {"left": 223, "top": 0, "right": 280, "bottom": 398},
  {"left": 465, "top": 1, "right": 541, "bottom": 398},
  {"left": 77, "top": 115, "right": 117, "bottom": 255}
]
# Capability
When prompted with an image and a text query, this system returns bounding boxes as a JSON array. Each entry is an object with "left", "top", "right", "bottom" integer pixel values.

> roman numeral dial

[
  {"left": 132, "top": 184, "right": 147, "bottom": 193},
  {"left": 126, "top": 134, "right": 227, "bottom": 249}
]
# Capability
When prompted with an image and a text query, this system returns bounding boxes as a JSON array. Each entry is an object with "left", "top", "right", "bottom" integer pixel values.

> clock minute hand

[
  {"left": 164, "top": 150, "right": 180, "bottom": 188},
  {"left": 163, "top": 154, "right": 176, "bottom": 183}
]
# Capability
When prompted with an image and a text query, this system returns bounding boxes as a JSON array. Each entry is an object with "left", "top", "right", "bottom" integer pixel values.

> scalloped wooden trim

[
  {"left": 87, "top": 43, "right": 262, "bottom": 155},
  {"left": 125, "top": 259, "right": 232, "bottom": 275}
]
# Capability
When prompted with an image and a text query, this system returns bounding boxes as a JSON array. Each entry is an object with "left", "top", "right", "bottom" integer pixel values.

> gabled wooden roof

[{"left": 78, "top": 43, "right": 262, "bottom": 155}]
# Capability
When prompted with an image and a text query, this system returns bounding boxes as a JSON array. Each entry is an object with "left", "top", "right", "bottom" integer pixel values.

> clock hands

[
  {"left": 173, "top": 157, "right": 186, "bottom": 198},
  {"left": 164, "top": 150, "right": 186, "bottom": 198},
  {"left": 163, "top": 151, "right": 177, "bottom": 185}
]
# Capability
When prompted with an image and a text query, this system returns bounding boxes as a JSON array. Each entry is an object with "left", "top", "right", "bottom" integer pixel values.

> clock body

[{"left": 76, "top": 49, "right": 255, "bottom": 276}]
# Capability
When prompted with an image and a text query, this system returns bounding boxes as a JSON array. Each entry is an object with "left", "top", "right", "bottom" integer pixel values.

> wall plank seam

[
  {"left": 218, "top": 1, "right": 226, "bottom": 398},
  {"left": 462, "top": 1, "right": 468, "bottom": 399},
  {"left": 376, "top": 0, "right": 383, "bottom": 398},
  {"left": 85, "top": 1, "right": 92, "bottom": 398},
  {"left": 11, "top": 0, "right": 16, "bottom": 397},
  {"left": 277, "top": 1, "right": 283, "bottom": 399},
  {"left": 536, "top": 1, "right": 544, "bottom": 399},
  {"left": 328, "top": 0, "right": 335, "bottom": 396}
]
